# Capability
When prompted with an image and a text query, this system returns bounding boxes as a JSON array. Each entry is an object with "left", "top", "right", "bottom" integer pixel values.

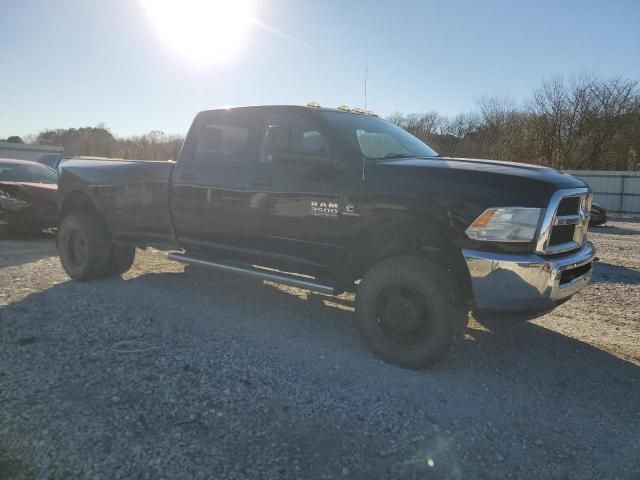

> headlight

[{"left": 465, "top": 207, "right": 542, "bottom": 242}]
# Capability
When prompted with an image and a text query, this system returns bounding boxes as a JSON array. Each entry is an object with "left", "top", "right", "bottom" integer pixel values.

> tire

[
  {"left": 356, "top": 255, "right": 468, "bottom": 369},
  {"left": 108, "top": 244, "right": 136, "bottom": 275},
  {"left": 57, "top": 213, "right": 112, "bottom": 281}
]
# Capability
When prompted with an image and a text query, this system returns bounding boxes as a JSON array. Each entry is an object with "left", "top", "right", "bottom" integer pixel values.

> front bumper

[{"left": 463, "top": 241, "right": 596, "bottom": 314}]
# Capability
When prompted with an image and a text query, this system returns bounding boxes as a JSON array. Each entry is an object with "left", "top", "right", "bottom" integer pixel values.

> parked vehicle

[
  {"left": 589, "top": 203, "right": 607, "bottom": 226},
  {"left": 0, "top": 141, "right": 63, "bottom": 166},
  {"left": 0, "top": 158, "right": 58, "bottom": 236},
  {"left": 37, "top": 153, "right": 72, "bottom": 171},
  {"left": 55, "top": 105, "right": 596, "bottom": 368}
]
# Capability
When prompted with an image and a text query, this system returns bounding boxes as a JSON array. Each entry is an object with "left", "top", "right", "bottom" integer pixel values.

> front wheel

[{"left": 356, "top": 256, "right": 468, "bottom": 369}]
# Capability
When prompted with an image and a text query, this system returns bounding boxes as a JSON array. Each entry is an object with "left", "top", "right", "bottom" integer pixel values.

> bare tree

[
  {"left": 388, "top": 75, "right": 640, "bottom": 170},
  {"left": 530, "top": 75, "right": 640, "bottom": 169},
  {"left": 35, "top": 126, "right": 184, "bottom": 161}
]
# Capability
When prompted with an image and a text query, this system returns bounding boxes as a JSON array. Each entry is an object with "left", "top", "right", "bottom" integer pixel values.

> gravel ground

[{"left": 1, "top": 221, "right": 639, "bottom": 479}]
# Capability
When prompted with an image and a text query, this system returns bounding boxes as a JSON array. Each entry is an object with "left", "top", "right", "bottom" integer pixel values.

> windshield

[
  {"left": 319, "top": 111, "right": 439, "bottom": 159},
  {"left": 0, "top": 163, "right": 58, "bottom": 184}
]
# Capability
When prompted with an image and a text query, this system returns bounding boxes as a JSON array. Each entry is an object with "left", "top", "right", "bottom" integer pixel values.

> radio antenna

[
  {"left": 364, "top": 66, "right": 368, "bottom": 110},
  {"left": 362, "top": 66, "right": 368, "bottom": 181}
]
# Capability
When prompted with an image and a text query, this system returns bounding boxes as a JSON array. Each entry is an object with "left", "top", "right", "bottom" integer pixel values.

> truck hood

[
  {"left": 369, "top": 156, "right": 589, "bottom": 246},
  {"left": 378, "top": 156, "right": 584, "bottom": 190},
  {"left": 373, "top": 156, "right": 586, "bottom": 207}
]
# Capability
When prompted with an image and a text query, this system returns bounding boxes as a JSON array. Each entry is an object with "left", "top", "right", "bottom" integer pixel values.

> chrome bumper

[{"left": 463, "top": 241, "right": 596, "bottom": 313}]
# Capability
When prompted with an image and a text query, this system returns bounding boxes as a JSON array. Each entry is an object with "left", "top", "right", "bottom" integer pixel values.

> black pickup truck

[{"left": 56, "top": 104, "right": 596, "bottom": 368}]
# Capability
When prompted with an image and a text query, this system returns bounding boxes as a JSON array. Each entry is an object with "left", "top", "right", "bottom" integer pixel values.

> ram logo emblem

[{"left": 311, "top": 201, "right": 339, "bottom": 216}]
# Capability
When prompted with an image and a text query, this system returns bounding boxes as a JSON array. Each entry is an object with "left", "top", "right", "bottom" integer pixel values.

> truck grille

[
  {"left": 557, "top": 197, "right": 581, "bottom": 216},
  {"left": 536, "top": 188, "right": 592, "bottom": 254},
  {"left": 549, "top": 225, "right": 576, "bottom": 245}
]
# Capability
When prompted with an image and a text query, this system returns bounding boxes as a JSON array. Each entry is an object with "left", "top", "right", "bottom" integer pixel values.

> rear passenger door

[{"left": 170, "top": 109, "right": 262, "bottom": 254}]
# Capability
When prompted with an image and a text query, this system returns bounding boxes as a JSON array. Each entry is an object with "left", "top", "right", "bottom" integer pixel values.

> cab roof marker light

[
  {"left": 337, "top": 105, "right": 351, "bottom": 111},
  {"left": 306, "top": 102, "right": 321, "bottom": 108},
  {"left": 352, "top": 107, "right": 365, "bottom": 114},
  {"left": 364, "top": 110, "right": 378, "bottom": 117}
]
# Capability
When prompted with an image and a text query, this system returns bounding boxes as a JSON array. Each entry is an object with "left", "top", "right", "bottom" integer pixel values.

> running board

[{"left": 167, "top": 252, "right": 336, "bottom": 295}]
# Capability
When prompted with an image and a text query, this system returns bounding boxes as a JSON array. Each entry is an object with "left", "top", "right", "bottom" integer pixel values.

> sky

[{"left": 1, "top": 0, "right": 639, "bottom": 139}]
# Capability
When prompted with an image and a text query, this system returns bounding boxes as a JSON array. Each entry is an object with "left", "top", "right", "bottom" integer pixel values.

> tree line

[
  {"left": 6, "top": 74, "right": 639, "bottom": 170},
  {"left": 29, "top": 127, "right": 183, "bottom": 161},
  {"left": 388, "top": 75, "right": 640, "bottom": 171}
]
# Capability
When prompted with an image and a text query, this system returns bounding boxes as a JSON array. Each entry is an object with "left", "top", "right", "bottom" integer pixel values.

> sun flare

[{"left": 141, "top": 0, "right": 255, "bottom": 64}]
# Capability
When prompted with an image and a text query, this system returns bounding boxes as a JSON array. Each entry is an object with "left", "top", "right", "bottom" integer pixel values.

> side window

[
  {"left": 302, "top": 131, "right": 328, "bottom": 153},
  {"left": 259, "top": 113, "right": 330, "bottom": 164},
  {"left": 195, "top": 123, "right": 250, "bottom": 162}
]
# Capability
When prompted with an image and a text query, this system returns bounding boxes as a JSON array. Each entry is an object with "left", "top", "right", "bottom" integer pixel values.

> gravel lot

[{"left": 1, "top": 220, "right": 639, "bottom": 479}]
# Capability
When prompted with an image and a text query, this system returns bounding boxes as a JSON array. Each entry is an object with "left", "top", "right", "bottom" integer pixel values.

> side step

[{"left": 167, "top": 252, "right": 336, "bottom": 295}]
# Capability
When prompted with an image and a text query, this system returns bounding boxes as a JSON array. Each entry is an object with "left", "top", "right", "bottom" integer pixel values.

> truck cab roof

[{"left": 196, "top": 104, "right": 375, "bottom": 117}]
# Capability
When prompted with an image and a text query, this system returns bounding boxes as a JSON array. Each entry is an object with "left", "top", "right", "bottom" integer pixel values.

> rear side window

[{"left": 195, "top": 123, "right": 250, "bottom": 162}]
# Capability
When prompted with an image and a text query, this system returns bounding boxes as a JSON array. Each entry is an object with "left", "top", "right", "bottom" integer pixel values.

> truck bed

[{"left": 58, "top": 157, "right": 176, "bottom": 247}]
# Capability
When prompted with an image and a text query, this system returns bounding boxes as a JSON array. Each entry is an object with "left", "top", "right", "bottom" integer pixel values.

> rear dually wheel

[{"left": 57, "top": 213, "right": 113, "bottom": 281}]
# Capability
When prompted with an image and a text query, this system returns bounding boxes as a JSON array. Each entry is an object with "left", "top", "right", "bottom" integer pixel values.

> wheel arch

[
  {"left": 345, "top": 218, "right": 472, "bottom": 303},
  {"left": 59, "top": 190, "right": 106, "bottom": 227}
]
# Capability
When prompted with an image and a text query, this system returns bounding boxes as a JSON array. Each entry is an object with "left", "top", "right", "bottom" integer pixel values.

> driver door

[{"left": 244, "top": 110, "right": 362, "bottom": 273}]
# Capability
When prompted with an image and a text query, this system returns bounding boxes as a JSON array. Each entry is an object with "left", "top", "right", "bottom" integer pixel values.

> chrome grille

[
  {"left": 557, "top": 197, "right": 581, "bottom": 216},
  {"left": 536, "top": 188, "right": 592, "bottom": 254},
  {"left": 549, "top": 224, "right": 576, "bottom": 245}
]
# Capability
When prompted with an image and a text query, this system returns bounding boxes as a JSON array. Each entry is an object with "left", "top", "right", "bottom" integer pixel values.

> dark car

[
  {"left": 589, "top": 203, "right": 607, "bottom": 226},
  {"left": 0, "top": 158, "right": 58, "bottom": 235}
]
